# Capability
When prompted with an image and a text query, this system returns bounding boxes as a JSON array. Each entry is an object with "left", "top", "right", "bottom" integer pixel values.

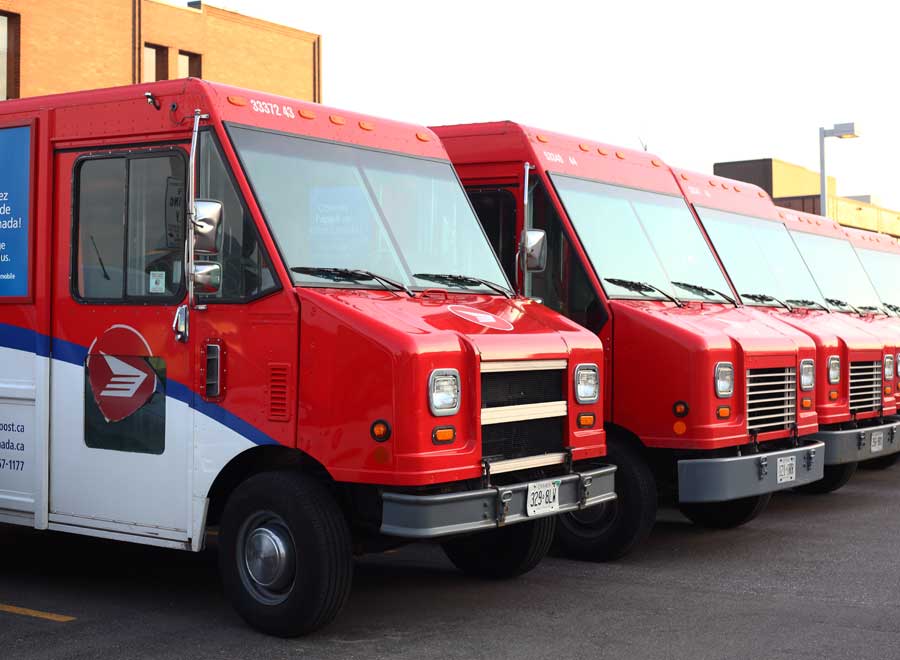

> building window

[
  {"left": 177, "top": 51, "right": 202, "bottom": 79},
  {"left": 143, "top": 43, "right": 168, "bottom": 82},
  {"left": 0, "top": 11, "right": 21, "bottom": 100}
]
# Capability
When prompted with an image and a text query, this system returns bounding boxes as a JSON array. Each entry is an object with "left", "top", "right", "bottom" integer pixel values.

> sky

[{"left": 181, "top": 0, "right": 900, "bottom": 208}]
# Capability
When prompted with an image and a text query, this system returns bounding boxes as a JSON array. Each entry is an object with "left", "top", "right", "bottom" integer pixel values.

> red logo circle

[
  {"left": 448, "top": 305, "right": 514, "bottom": 331},
  {"left": 86, "top": 326, "right": 158, "bottom": 423}
]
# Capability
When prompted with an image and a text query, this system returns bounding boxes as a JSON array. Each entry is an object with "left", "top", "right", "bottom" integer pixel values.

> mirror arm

[{"left": 187, "top": 108, "right": 210, "bottom": 313}]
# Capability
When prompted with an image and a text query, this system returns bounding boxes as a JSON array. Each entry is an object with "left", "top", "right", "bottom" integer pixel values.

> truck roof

[
  {"left": 671, "top": 167, "right": 780, "bottom": 220},
  {"left": 842, "top": 225, "right": 900, "bottom": 254},
  {"left": 433, "top": 121, "right": 679, "bottom": 194},
  {"left": 0, "top": 78, "right": 447, "bottom": 159}
]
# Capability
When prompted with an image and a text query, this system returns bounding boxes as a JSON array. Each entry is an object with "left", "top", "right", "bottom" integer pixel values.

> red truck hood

[
  {"left": 298, "top": 288, "right": 600, "bottom": 360},
  {"left": 612, "top": 300, "right": 812, "bottom": 357},
  {"left": 756, "top": 308, "right": 882, "bottom": 355}
]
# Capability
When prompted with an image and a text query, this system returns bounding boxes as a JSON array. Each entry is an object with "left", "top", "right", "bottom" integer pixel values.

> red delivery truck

[
  {"left": 433, "top": 122, "right": 825, "bottom": 561},
  {"left": 673, "top": 169, "right": 900, "bottom": 489},
  {"left": 0, "top": 81, "right": 616, "bottom": 636}
]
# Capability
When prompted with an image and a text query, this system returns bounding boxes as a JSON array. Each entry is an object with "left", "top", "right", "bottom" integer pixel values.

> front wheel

[
  {"left": 442, "top": 516, "right": 555, "bottom": 579},
  {"left": 794, "top": 462, "right": 857, "bottom": 494},
  {"left": 219, "top": 470, "right": 353, "bottom": 637},
  {"left": 679, "top": 492, "right": 771, "bottom": 529},
  {"left": 555, "top": 437, "right": 657, "bottom": 561}
]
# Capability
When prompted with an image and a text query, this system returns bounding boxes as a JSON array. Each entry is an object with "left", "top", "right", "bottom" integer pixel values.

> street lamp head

[{"left": 826, "top": 122, "right": 859, "bottom": 139}]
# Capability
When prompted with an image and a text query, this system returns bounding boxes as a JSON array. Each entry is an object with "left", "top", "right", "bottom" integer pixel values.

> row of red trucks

[{"left": 0, "top": 80, "right": 897, "bottom": 636}]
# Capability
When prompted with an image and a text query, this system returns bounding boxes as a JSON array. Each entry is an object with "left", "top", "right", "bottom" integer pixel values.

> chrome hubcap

[{"left": 238, "top": 512, "right": 296, "bottom": 605}]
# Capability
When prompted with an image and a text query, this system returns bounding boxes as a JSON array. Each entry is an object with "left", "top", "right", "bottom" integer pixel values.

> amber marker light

[
  {"left": 829, "top": 390, "right": 839, "bottom": 401},
  {"left": 299, "top": 109, "right": 316, "bottom": 120},
  {"left": 715, "top": 406, "right": 731, "bottom": 420},
  {"left": 432, "top": 426, "right": 456, "bottom": 445},
  {"left": 226, "top": 95, "right": 248, "bottom": 106},
  {"left": 577, "top": 413, "right": 596, "bottom": 429},
  {"left": 801, "top": 398, "right": 813, "bottom": 410},
  {"left": 371, "top": 420, "right": 391, "bottom": 442},
  {"left": 358, "top": 120, "right": 375, "bottom": 131},
  {"left": 416, "top": 132, "right": 432, "bottom": 142},
  {"left": 329, "top": 115, "right": 346, "bottom": 125},
  {"left": 673, "top": 401, "right": 689, "bottom": 418},
  {"left": 673, "top": 421, "right": 687, "bottom": 435},
  {"left": 885, "top": 385, "right": 893, "bottom": 396}
]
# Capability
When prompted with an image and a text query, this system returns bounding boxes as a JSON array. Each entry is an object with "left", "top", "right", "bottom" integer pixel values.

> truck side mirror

[
  {"left": 192, "top": 262, "right": 222, "bottom": 293},
  {"left": 521, "top": 229, "right": 547, "bottom": 272},
  {"left": 193, "top": 199, "right": 223, "bottom": 255}
]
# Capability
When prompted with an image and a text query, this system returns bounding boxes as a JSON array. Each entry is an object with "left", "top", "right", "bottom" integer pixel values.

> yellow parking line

[{"left": 0, "top": 604, "right": 76, "bottom": 623}]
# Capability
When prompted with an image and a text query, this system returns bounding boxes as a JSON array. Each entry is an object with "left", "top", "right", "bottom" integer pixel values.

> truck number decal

[
  {"left": 543, "top": 151, "right": 564, "bottom": 164},
  {"left": 250, "top": 99, "right": 296, "bottom": 119}
]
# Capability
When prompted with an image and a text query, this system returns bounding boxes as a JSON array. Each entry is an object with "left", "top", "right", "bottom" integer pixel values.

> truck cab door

[{"left": 49, "top": 146, "right": 195, "bottom": 543}]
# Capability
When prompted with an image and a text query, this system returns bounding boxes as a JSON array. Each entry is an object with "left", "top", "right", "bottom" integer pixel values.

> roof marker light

[
  {"left": 721, "top": 182, "right": 730, "bottom": 190},
  {"left": 758, "top": 191, "right": 766, "bottom": 198},
  {"left": 579, "top": 143, "right": 591, "bottom": 152},
  {"left": 709, "top": 180, "right": 717, "bottom": 187},
  {"left": 680, "top": 173, "right": 689, "bottom": 180},
  {"left": 651, "top": 159, "right": 662, "bottom": 167},
  {"left": 537, "top": 134, "right": 549, "bottom": 143},
  {"left": 734, "top": 185, "right": 742, "bottom": 192},
  {"left": 416, "top": 132, "right": 432, "bottom": 142},
  {"left": 615, "top": 151, "right": 626, "bottom": 159},
  {"left": 358, "top": 120, "right": 375, "bottom": 131},
  {"left": 598, "top": 147, "right": 609, "bottom": 156},
  {"left": 330, "top": 115, "right": 346, "bottom": 125},
  {"left": 299, "top": 109, "right": 316, "bottom": 120},
  {"left": 227, "top": 95, "right": 248, "bottom": 106}
]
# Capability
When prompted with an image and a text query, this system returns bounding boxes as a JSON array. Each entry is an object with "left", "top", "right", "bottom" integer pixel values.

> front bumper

[
  {"left": 812, "top": 419, "right": 900, "bottom": 465},
  {"left": 380, "top": 464, "right": 616, "bottom": 539},
  {"left": 678, "top": 440, "right": 825, "bottom": 503}
]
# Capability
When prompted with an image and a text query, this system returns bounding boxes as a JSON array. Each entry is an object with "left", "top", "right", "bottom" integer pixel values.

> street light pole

[{"left": 818, "top": 122, "right": 859, "bottom": 219}]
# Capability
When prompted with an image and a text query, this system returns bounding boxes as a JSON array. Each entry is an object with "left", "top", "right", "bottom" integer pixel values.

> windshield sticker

[
  {"left": 448, "top": 305, "right": 514, "bottom": 331},
  {"left": 309, "top": 186, "right": 373, "bottom": 264}
]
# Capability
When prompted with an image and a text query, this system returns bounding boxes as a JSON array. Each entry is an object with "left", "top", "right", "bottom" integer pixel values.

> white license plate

[
  {"left": 871, "top": 431, "right": 885, "bottom": 453},
  {"left": 777, "top": 456, "right": 796, "bottom": 484},
  {"left": 526, "top": 479, "right": 561, "bottom": 516}
]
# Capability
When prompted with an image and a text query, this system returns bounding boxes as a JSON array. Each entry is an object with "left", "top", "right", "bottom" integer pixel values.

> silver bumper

[
  {"left": 380, "top": 464, "right": 616, "bottom": 539},
  {"left": 811, "top": 420, "right": 900, "bottom": 465},
  {"left": 678, "top": 440, "right": 825, "bottom": 503}
]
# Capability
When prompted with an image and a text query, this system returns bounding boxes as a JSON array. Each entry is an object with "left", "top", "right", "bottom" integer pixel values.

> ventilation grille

[
  {"left": 481, "top": 417, "right": 564, "bottom": 460},
  {"left": 850, "top": 361, "right": 882, "bottom": 414},
  {"left": 747, "top": 367, "right": 796, "bottom": 433},
  {"left": 268, "top": 363, "right": 291, "bottom": 422},
  {"left": 481, "top": 370, "right": 563, "bottom": 409}
]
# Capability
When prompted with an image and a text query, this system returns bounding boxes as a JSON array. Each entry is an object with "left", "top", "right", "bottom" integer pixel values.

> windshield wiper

[
  {"left": 884, "top": 302, "right": 900, "bottom": 315},
  {"left": 825, "top": 298, "right": 862, "bottom": 314},
  {"left": 291, "top": 267, "right": 414, "bottom": 297},
  {"left": 742, "top": 292, "right": 794, "bottom": 311},
  {"left": 857, "top": 304, "right": 886, "bottom": 315},
  {"left": 785, "top": 298, "right": 829, "bottom": 311},
  {"left": 603, "top": 277, "right": 684, "bottom": 308},
  {"left": 671, "top": 281, "right": 736, "bottom": 305},
  {"left": 412, "top": 273, "right": 512, "bottom": 298}
]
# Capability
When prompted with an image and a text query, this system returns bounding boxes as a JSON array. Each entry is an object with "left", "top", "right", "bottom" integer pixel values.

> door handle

[{"left": 173, "top": 304, "right": 189, "bottom": 343}]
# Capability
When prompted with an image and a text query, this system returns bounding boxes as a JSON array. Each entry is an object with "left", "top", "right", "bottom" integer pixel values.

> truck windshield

[
  {"left": 697, "top": 207, "right": 826, "bottom": 308},
  {"left": 548, "top": 174, "right": 733, "bottom": 303},
  {"left": 854, "top": 247, "right": 900, "bottom": 312},
  {"left": 788, "top": 231, "right": 882, "bottom": 311},
  {"left": 228, "top": 125, "right": 510, "bottom": 294}
]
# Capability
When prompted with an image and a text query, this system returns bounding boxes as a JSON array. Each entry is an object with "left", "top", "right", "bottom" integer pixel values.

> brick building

[{"left": 0, "top": 0, "right": 320, "bottom": 101}]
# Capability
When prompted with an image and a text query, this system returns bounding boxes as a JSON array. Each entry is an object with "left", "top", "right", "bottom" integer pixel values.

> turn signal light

[
  {"left": 432, "top": 426, "right": 456, "bottom": 445},
  {"left": 801, "top": 398, "right": 813, "bottom": 410},
  {"left": 577, "top": 413, "right": 596, "bottom": 429},
  {"left": 371, "top": 420, "right": 391, "bottom": 442},
  {"left": 829, "top": 390, "right": 839, "bottom": 401},
  {"left": 715, "top": 406, "right": 731, "bottom": 419},
  {"left": 885, "top": 385, "right": 893, "bottom": 396},
  {"left": 673, "top": 401, "right": 689, "bottom": 418}
]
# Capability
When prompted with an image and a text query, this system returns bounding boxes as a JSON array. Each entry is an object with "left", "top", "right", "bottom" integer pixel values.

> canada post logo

[
  {"left": 86, "top": 326, "right": 158, "bottom": 423},
  {"left": 448, "top": 305, "right": 514, "bottom": 331}
]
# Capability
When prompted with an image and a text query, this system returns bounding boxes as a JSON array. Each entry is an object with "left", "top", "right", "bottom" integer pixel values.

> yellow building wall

[
  {"left": 0, "top": 0, "right": 320, "bottom": 101},
  {"left": 771, "top": 159, "right": 836, "bottom": 198}
]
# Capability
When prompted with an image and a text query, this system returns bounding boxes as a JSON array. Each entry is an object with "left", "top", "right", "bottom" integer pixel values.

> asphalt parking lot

[{"left": 2, "top": 466, "right": 899, "bottom": 660}]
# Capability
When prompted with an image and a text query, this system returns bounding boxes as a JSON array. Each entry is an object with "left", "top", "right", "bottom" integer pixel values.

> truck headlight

[
  {"left": 429, "top": 369, "right": 460, "bottom": 416},
  {"left": 885, "top": 355, "right": 895, "bottom": 381},
  {"left": 574, "top": 364, "right": 600, "bottom": 404},
  {"left": 828, "top": 356, "right": 840, "bottom": 384},
  {"left": 800, "top": 359, "right": 815, "bottom": 391},
  {"left": 715, "top": 362, "right": 734, "bottom": 398}
]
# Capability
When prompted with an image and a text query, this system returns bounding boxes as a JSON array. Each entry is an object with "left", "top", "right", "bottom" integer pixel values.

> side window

[
  {"left": 528, "top": 182, "right": 607, "bottom": 333},
  {"left": 467, "top": 188, "right": 517, "bottom": 284},
  {"left": 198, "top": 132, "right": 278, "bottom": 302},
  {"left": 75, "top": 152, "right": 185, "bottom": 302}
]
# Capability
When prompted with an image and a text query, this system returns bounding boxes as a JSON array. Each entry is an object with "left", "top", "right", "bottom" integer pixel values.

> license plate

[
  {"left": 526, "top": 479, "right": 561, "bottom": 516},
  {"left": 777, "top": 456, "right": 796, "bottom": 484},
  {"left": 871, "top": 431, "right": 885, "bottom": 453}
]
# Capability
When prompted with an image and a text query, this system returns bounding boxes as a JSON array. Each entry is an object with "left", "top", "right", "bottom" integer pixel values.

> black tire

[
  {"left": 219, "top": 470, "right": 353, "bottom": 637},
  {"left": 442, "top": 515, "right": 555, "bottom": 579},
  {"left": 679, "top": 492, "right": 771, "bottom": 529},
  {"left": 555, "top": 437, "right": 657, "bottom": 561},
  {"left": 794, "top": 462, "right": 857, "bottom": 494},
  {"left": 860, "top": 453, "right": 900, "bottom": 470}
]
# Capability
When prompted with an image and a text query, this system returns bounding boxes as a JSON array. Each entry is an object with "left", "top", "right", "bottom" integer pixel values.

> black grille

[
  {"left": 481, "top": 417, "right": 564, "bottom": 460},
  {"left": 481, "top": 370, "right": 564, "bottom": 409}
]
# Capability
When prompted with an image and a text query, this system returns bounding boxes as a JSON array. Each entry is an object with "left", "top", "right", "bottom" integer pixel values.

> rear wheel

[
  {"left": 794, "top": 462, "right": 857, "bottom": 494},
  {"left": 860, "top": 453, "right": 900, "bottom": 470},
  {"left": 555, "top": 437, "right": 657, "bottom": 561},
  {"left": 219, "top": 470, "right": 353, "bottom": 637},
  {"left": 679, "top": 492, "right": 771, "bottom": 529},
  {"left": 442, "top": 516, "right": 555, "bottom": 579}
]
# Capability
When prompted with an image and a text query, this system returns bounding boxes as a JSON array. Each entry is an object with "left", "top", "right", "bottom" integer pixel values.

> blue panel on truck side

[{"left": 0, "top": 125, "right": 31, "bottom": 298}]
